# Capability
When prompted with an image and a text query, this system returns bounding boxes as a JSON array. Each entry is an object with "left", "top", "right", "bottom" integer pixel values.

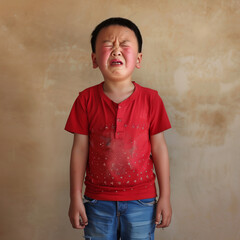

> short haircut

[{"left": 91, "top": 17, "right": 143, "bottom": 53}]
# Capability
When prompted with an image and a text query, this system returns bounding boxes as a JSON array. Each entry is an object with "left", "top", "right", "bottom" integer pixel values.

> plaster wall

[{"left": 0, "top": 0, "right": 239, "bottom": 239}]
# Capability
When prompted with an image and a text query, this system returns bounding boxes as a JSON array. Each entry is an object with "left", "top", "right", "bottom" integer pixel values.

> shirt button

[{"left": 117, "top": 118, "right": 122, "bottom": 122}]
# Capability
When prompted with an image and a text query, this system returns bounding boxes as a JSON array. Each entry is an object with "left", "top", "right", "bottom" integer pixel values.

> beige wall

[{"left": 1, "top": 0, "right": 239, "bottom": 239}]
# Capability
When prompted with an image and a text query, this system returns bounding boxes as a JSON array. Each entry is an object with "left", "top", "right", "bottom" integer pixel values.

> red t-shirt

[{"left": 65, "top": 82, "right": 171, "bottom": 201}]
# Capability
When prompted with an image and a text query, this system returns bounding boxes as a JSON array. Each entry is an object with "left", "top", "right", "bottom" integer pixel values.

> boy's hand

[
  {"left": 68, "top": 197, "right": 88, "bottom": 229},
  {"left": 155, "top": 197, "right": 172, "bottom": 229}
]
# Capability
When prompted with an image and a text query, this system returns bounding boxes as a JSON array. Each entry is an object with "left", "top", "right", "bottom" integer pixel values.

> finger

[
  {"left": 155, "top": 217, "right": 161, "bottom": 227},
  {"left": 166, "top": 215, "right": 172, "bottom": 226},
  {"left": 155, "top": 213, "right": 162, "bottom": 228},
  {"left": 70, "top": 215, "right": 84, "bottom": 229},
  {"left": 158, "top": 215, "right": 171, "bottom": 228},
  {"left": 157, "top": 212, "right": 166, "bottom": 228},
  {"left": 165, "top": 212, "right": 172, "bottom": 227},
  {"left": 73, "top": 217, "right": 81, "bottom": 229},
  {"left": 156, "top": 221, "right": 163, "bottom": 228},
  {"left": 166, "top": 215, "right": 171, "bottom": 226},
  {"left": 80, "top": 212, "right": 88, "bottom": 226}
]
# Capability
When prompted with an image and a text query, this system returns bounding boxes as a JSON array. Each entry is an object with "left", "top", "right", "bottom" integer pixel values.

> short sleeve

[
  {"left": 149, "top": 92, "right": 171, "bottom": 135},
  {"left": 64, "top": 92, "right": 89, "bottom": 135}
]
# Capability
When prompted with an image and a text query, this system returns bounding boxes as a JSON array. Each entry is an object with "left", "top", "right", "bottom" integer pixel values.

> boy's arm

[
  {"left": 68, "top": 133, "right": 89, "bottom": 229},
  {"left": 151, "top": 132, "right": 172, "bottom": 228}
]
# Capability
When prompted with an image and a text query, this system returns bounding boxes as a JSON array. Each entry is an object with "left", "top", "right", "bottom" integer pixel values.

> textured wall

[{"left": 0, "top": 0, "right": 239, "bottom": 239}]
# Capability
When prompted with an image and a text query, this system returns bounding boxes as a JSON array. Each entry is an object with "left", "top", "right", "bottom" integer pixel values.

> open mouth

[{"left": 110, "top": 59, "right": 123, "bottom": 66}]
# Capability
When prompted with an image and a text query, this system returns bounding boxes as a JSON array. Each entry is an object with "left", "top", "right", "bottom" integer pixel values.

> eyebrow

[
  {"left": 102, "top": 40, "right": 112, "bottom": 43},
  {"left": 121, "top": 40, "right": 130, "bottom": 44},
  {"left": 102, "top": 40, "right": 131, "bottom": 44}
]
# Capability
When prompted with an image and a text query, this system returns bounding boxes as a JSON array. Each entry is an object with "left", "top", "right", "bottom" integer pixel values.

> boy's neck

[
  {"left": 103, "top": 79, "right": 134, "bottom": 92},
  {"left": 103, "top": 79, "right": 135, "bottom": 104}
]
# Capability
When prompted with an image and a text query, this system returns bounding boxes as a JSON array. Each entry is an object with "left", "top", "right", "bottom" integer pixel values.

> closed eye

[
  {"left": 103, "top": 44, "right": 113, "bottom": 48},
  {"left": 103, "top": 41, "right": 113, "bottom": 48},
  {"left": 121, "top": 41, "right": 130, "bottom": 47}
]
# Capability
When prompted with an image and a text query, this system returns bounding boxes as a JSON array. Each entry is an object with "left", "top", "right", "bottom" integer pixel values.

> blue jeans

[{"left": 83, "top": 196, "right": 156, "bottom": 240}]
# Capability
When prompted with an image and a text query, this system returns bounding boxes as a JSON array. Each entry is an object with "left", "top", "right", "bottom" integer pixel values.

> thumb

[{"left": 155, "top": 211, "right": 162, "bottom": 225}]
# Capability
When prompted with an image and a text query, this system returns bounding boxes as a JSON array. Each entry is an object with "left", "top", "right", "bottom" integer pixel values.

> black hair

[{"left": 91, "top": 17, "right": 143, "bottom": 53}]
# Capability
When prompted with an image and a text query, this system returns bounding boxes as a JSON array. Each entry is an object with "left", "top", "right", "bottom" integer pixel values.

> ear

[
  {"left": 136, "top": 53, "right": 142, "bottom": 69},
  {"left": 91, "top": 53, "right": 98, "bottom": 68}
]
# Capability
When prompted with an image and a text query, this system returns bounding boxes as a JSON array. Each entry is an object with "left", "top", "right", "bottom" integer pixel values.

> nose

[
  {"left": 112, "top": 51, "right": 121, "bottom": 56},
  {"left": 111, "top": 45, "right": 122, "bottom": 57}
]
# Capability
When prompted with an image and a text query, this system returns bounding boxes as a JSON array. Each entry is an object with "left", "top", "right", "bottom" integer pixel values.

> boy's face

[{"left": 92, "top": 25, "right": 142, "bottom": 82}]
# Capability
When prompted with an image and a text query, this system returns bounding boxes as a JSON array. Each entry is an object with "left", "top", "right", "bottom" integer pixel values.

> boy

[{"left": 65, "top": 17, "right": 172, "bottom": 240}]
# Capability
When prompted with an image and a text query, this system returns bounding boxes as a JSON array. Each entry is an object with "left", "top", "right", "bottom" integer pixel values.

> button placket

[{"left": 115, "top": 104, "right": 124, "bottom": 138}]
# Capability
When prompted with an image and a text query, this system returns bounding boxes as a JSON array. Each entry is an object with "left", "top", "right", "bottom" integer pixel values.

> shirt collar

[{"left": 98, "top": 81, "right": 139, "bottom": 106}]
